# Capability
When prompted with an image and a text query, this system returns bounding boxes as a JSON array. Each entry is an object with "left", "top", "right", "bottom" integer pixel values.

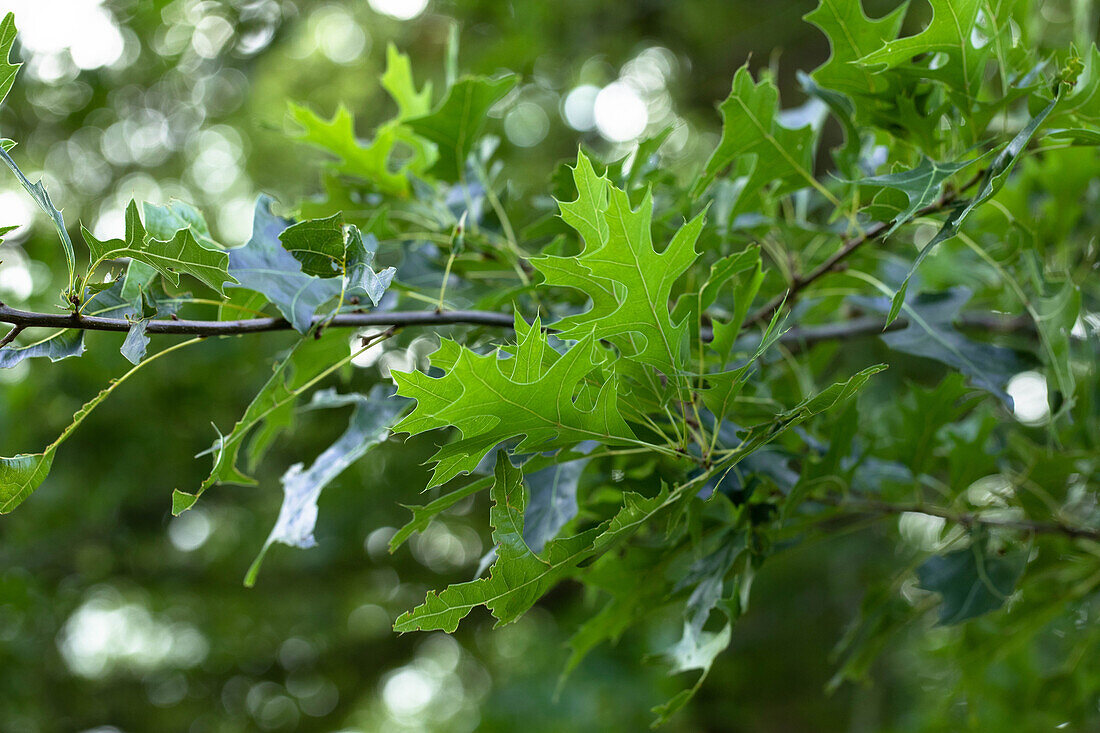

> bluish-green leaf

[
  {"left": 0, "top": 329, "right": 84, "bottom": 369},
  {"left": 856, "top": 288, "right": 1024, "bottom": 406},
  {"left": 245, "top": 385, "right": 405, "bottom": 586},
  {"left": 227, "top": 196, "right": 342, "bottom": 333},
  {"left": 917, "top": 539, "right": 1026, "bottom": 625}
]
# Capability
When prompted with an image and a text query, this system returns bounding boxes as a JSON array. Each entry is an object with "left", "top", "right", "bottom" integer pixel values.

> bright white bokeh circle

[
  {"left": 369, "top": 0, "right": 430, "bottom": 20},
  {"left": 562, "top": 84, "right": 600, "bottom": 131},
  {"left": 1007, "top": 370, "right": 1049, "bottom": 425},
  {"left": 594, "top": 82, "right": 648, "bottom": 142}
]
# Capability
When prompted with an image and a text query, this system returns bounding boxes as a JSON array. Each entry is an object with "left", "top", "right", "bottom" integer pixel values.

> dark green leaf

[
  {"left": 917, "top": 539, "right": 1026, "bottom": 625},
  {"left": 887, "top": 95, "right": 1059, "bottom": 325},
  {"left": 279, "top": 213, "right": 346, "bottom": 277},
  {"left": 858, "top": 288, "right": 1024, "bottom": 406}
]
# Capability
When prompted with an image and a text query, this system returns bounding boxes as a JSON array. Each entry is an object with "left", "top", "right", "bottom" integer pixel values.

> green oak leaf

[
  {"left": 652, "top": 537, "right": 745, "bottom": 725},
  {"left": 82, "top": 200, "right": 236, "bottom": 297},
  {"left": 533, "top": 151, "right": 706, "bottom": 375},
  {"left": 693, "top": 65, "right": 822, "bottom": 198},
  {"left": 857, "top": 0, "right": 985, "bottom": 98},
  {"left": 859, "top": 157, "right": 976, "bottom": 235},
  {"left": 668, "top": 245, "right": 765, "bottom": 361},
  {"left": 289, "top": 47, "right": 436, "bottom": 197},
  {"left": 392, "top": 312, "right": 636, "bottom": 488},
  {"left": 381, "top": 43, "right": 432, "bottom": 119},
  {"left": 289, "top": 103, "right": 435, "bottom": 196},
  {"left": 804, "top": 0, "right": 908, "bottom": 102},
  {"left": 276, "top": 215, "right": 396, "bottom": 306},
  {"left": 406, "top": 74, "right": 517, "bottom": 181},
  {"left": 141, "top": 199, "right": 220, "bottom": 250},
  {"left": 700, "top": 306, "right": 785, "bottom": 421}
]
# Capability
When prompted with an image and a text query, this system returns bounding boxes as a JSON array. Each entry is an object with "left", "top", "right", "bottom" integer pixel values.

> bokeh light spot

[
  {"left": 594, "top": 82, "right": 648, "bottom": 142},
  {"left": 1007, "top": 370, "right": 1050, "bottom": 425}
]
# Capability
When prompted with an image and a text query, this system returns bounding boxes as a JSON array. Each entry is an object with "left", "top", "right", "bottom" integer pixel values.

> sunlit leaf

[
  {"left": 393, "top": 312, "right": 636, "bottom": 488},
  {"left": 693, "top": 66, "right": 823, "bottom": 198},
  {"left": 0, "top": 12, "right": 21, "bottom": 109},
  {"left": 407, "top": 74, "right": 517, "bottom": 181},
  {"left": 83, "top": 200, "right": 236, "bottom": 297},
  {"left": 534, "top": 151, "right": 706, "bottom": 375}
]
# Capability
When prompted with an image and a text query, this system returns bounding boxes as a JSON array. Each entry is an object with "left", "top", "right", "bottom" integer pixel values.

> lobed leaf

[
  {"left": 406, "top": 74, "right": 517, "bottom": 181},
  {"left": 83, "top": 200, "right": 236, "bottom": 297},
  {"left": 392, "top": 312, "right": 636, "bottom": 488},
  {"left": 693, "top": 66, "right": 823, "bottom": 198},
  {"left": 534, "top": 151, "right": 706, "bottom": 375}
]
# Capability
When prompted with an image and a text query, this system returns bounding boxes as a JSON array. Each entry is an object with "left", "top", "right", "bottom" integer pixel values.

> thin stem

[
  {"left": 44, "top": 336, "right": 204, "bottom": 457},
  {"left": 0, "top": 324, "right": 25, "bottom": 349},
  {"left": 817, "top": 494, "right": 1100, "bottom": 543},
  {"left": 437, "top": 249, "right": 457, "bottom": 312}
]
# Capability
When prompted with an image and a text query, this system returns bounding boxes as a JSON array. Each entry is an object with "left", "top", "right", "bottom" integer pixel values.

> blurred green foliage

[{"left": 0, "top": 1, "right": 1098, "bottom": 732}]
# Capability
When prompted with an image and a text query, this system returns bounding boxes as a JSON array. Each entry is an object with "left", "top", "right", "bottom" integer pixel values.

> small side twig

[
  {"left": 816, "top": 494, "right": 1100, "bottom": 542},
  {"left": 746, "top": 170, "right": 985, "bottom": 327},
  {"left": 0, "top": 324, "right": 24, "bottom": 349}
]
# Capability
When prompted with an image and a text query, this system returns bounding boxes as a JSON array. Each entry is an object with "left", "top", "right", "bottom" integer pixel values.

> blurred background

[{"left": 0, "top": 1, "right": 1080, "bottom": 731}]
